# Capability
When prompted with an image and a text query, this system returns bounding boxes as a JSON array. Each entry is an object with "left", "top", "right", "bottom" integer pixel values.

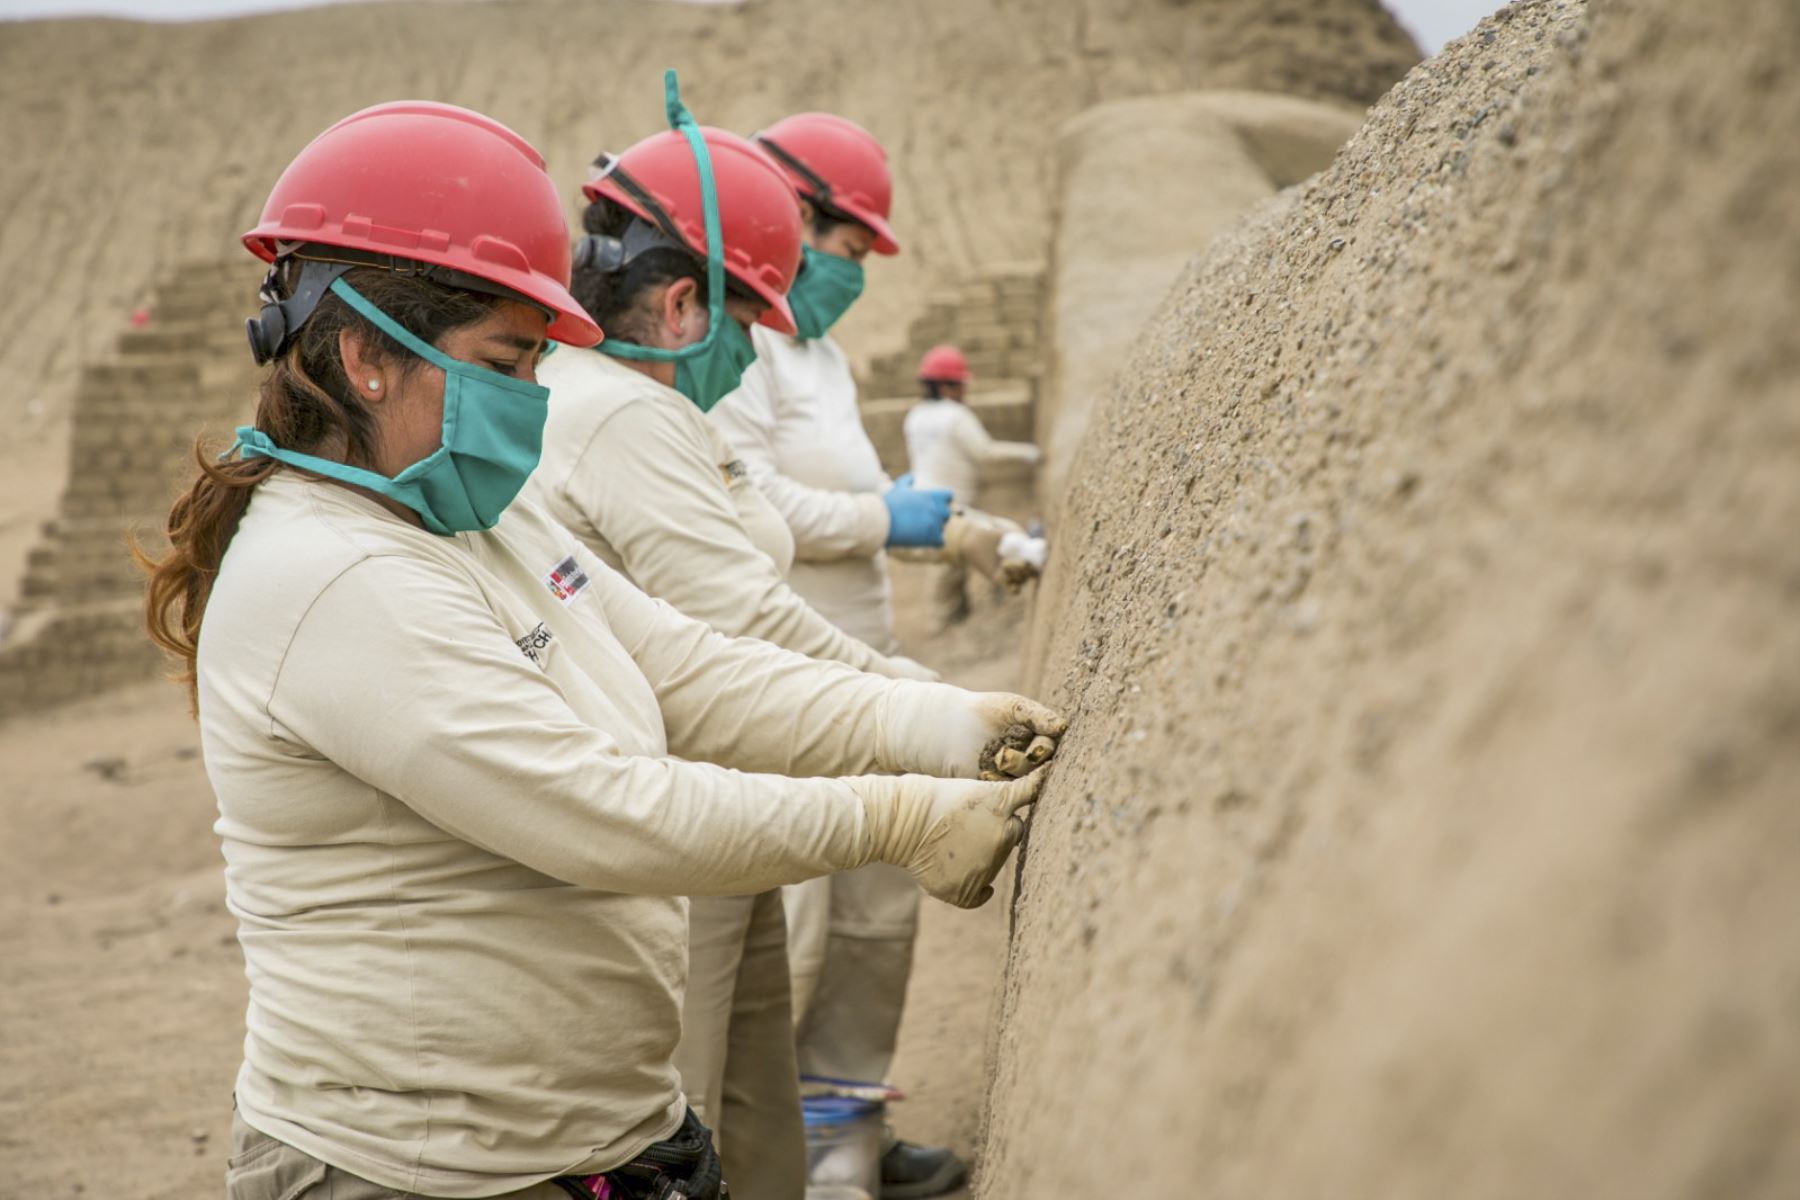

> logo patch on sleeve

[
  {"left": 543, "top": 554, "right": 591, "bottom": 604},
  {"left": 515, "top": 622, "right": 554, "bottom": 665}
]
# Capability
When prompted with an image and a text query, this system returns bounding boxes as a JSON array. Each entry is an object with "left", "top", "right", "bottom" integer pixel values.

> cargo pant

[
  {"left": 785, "top": 863, "right": 921, "bottom": 1084},
  {"left": 674, "top": 891, "right": 806, "bottom": 1200},
  {"left": 780, "top": 566, "right": 923, "bottom": 1086},
  {"left": 225, "top": 1115, "right": 570, "bottom": 1199}
]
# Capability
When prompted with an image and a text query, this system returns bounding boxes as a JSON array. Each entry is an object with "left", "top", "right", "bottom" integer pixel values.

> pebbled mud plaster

[{"left": 986, "top": 0, "right": 1800, "bottom": 1195}]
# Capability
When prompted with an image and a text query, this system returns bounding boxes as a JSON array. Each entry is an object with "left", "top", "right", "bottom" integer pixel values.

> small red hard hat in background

[
  {"left": 243, "top": 101, "right": 600, "bottom": 347},
  {"left": 585, "top": 127, "right": 805, "bottom": 335},
  {"left": 917, "top": 344, "right": 970, "bottom": 384},
  {"left": 755, "top": 112, "right": 900, "bottom": 256}
]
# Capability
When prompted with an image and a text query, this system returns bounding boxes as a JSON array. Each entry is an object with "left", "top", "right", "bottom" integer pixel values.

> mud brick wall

[
  {"left": 858, "top": 263, "right": 1046, "bottom": 518},
  {"left": 860, "top": 263, "right": 1047, "bottom": 406},
  {"left": 0, "top": 262, "right": 257, "bottom": 719}
]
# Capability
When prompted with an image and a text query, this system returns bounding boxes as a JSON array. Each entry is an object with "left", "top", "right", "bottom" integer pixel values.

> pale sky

[{"left": 0, "top": 0, "right": 1507, "bottom": 54}]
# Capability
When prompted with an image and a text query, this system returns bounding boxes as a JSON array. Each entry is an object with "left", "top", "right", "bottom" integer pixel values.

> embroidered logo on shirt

[
  {"left": 543, "top": 554, "right": 591, "bottom": 605},
  {"left": 515, "top": 622, "right": 554, "bottom": 665},
  {"left": 719, "top": 459, "right": 748, "bottom": 486}
]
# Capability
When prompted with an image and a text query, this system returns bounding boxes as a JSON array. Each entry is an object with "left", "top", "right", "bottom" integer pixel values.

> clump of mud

[
  {"left": 979, "top": 725, "right": 1058, "bottom": 780},
  {"left": 978, "top": 724, "right": 1035, "bottom": 778}
]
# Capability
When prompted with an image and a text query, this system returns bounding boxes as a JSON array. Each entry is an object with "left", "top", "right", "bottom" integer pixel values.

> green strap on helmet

[{"left": 598, "top": 69, "right": 728, "bottom": 368}]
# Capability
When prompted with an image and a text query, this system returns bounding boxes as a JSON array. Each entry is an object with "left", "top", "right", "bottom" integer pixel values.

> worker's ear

[
  {"left": 660, "top": 277, "right": 706, "bottom": 348},
  {"left": 338, "top": 327, "right": 399, "bottom": 406}
]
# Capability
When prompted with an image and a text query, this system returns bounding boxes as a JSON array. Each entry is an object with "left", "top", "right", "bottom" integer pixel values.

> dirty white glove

[
  {"left": 942, "top": 510, "right": 1046, "bottom": 592},
  {"left": 997, "top": 529, "right": 1047, "bottom": 572},
  {"left": 853, "top": 769, "right": 1047, "bottom": 907},
  {"left": 881, "top": 685, "right": 1067, "bottom": 780}
]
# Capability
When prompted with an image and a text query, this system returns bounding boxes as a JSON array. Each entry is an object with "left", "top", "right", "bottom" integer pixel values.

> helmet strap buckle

[{"left": 244, "top": 259, "right": 353, "bottom": 366}]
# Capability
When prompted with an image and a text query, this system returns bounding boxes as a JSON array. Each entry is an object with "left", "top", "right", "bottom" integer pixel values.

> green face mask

[
  {"left": 225, "top": 277, "right": 548, "bottom": 535},
  {"left": 672, "top": 314, "right": 759, "bottom": 413},
  {"left": 600, "top": 71, "right": 754, "bottom": 412},
  {"left": 788, "top": 245, "right": 864, "bottom": 340}
]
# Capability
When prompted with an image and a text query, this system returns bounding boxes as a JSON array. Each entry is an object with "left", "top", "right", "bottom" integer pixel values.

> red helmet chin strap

[
  {"left": 582, "top": 125, "right": 804, "bottom": 335},
  {"left": 753, "top": 112, "right": 900, "bottom": 256}
]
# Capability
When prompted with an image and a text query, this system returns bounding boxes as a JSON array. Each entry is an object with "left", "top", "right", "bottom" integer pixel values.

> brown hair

[
  {"left": 570, "top": 197, "right": 713, "bottom": 345},
  {"left": 137, "top": 263, "right": 500, "bottom": 710}
]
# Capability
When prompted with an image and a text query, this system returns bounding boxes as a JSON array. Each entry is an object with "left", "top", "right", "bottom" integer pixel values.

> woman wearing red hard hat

[
  {"left": 139, "top": 84, "right": 1063, "bottom": 1200},
  {"left": 707, "top": 112, "right": 969, "bottom": 1200},
  {"left": 523, "top": 77, "right": 1024, "bottom": 1200}
]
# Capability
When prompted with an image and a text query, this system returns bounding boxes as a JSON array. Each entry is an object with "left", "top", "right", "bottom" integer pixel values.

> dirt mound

[{"left": 987, "top": 0, "right": 1800, "bottom": 1195}]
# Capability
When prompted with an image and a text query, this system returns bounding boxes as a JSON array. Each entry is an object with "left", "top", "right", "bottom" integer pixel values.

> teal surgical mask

[
  {"left": 788, "top": 245, "right": 864, "bottom": 340},
  {"left": 226, "top": 277, "right": 549, "bottom": 535},
  {"left": 600, "top": 71, "right": 757, "bottom": 413},
  {"left": 673, "top": 313, "right": 759, "bottom": 413}
]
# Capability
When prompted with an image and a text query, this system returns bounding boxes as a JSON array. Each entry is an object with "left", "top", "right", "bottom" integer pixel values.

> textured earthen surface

[{"left": 986, "top": 1, "right": 1800, "bottom": 1195}]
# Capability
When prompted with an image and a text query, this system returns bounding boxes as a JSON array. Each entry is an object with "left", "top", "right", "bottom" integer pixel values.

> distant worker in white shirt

[
  {"left": 904, "top": 343, "right": 1043, "bottom": 627},
  {"left": 707, "top": 112, "right": 970, "bottom": 1200}
]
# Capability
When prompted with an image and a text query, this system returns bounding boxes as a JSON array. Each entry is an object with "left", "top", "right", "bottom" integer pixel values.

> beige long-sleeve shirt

[
  {"left": 904, "top": 398, "right": 1041, "bottom": 505},
  {"left": 709, "top": 327, "right": 897, "bottom": 651},
  {"left": 526, "top": 347, "right": 910, "bottom": 677},
  {"left": 195, "top": 471, "right": 945, "bottom": 1197}
]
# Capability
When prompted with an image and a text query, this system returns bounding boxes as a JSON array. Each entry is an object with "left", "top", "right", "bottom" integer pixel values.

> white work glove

[
  {"left": 882, "top": 685, "right": 1068, "bottom": 780},
  {"left": 853, "top": 769, "right": 1047, "bottom": 907},
  {"left": 941, "top": 510, "right": 1046, "bottom": 592}
]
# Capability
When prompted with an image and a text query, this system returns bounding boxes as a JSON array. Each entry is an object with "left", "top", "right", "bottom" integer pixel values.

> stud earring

[{"left": 367, "top": 379, "right": 381, "bottom": 391}]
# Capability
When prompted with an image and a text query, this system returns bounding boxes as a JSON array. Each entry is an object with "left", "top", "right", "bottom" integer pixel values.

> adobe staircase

[
  {"left": 0, "top": 259, "right": 259, "bottom": 720},
  {"left": 855, "top": 262, "right": 1045, "bottom": 498}
]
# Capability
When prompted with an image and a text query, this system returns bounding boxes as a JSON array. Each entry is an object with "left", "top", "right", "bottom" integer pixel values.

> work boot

[{"left": 880, "top": 1140, "right": 967, "bottom": 1199}]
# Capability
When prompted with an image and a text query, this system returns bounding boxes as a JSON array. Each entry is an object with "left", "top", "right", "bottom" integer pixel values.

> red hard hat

[
  {"left": 584, "top": 127, "right": 804, "bottom": 335},
  {"left": 917, "top": 344, "right": 969, "bottom": 384},
  {"left": 755, "top": 113, "right": 900, "bottom": 256},
  {"left": 244, "top": 101, "right": 600, "bottom": 347}
]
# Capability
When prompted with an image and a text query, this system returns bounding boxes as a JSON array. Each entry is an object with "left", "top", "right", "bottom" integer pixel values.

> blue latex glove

[{"left": 883, "top": 474, "right": 953, "bottom": 548}]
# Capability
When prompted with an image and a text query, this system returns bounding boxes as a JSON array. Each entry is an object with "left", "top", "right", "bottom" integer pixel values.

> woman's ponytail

[{"left": 136, "top": 265, "right": 498, "bottom": 710}]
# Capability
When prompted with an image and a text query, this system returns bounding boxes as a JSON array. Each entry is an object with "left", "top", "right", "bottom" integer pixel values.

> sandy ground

[
  {"left": 986, "top": 0, "right": 1800, "bottom": 1196},
  {"left": 0, "top": 554, "right": 1030, "bottom": 1199}
]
